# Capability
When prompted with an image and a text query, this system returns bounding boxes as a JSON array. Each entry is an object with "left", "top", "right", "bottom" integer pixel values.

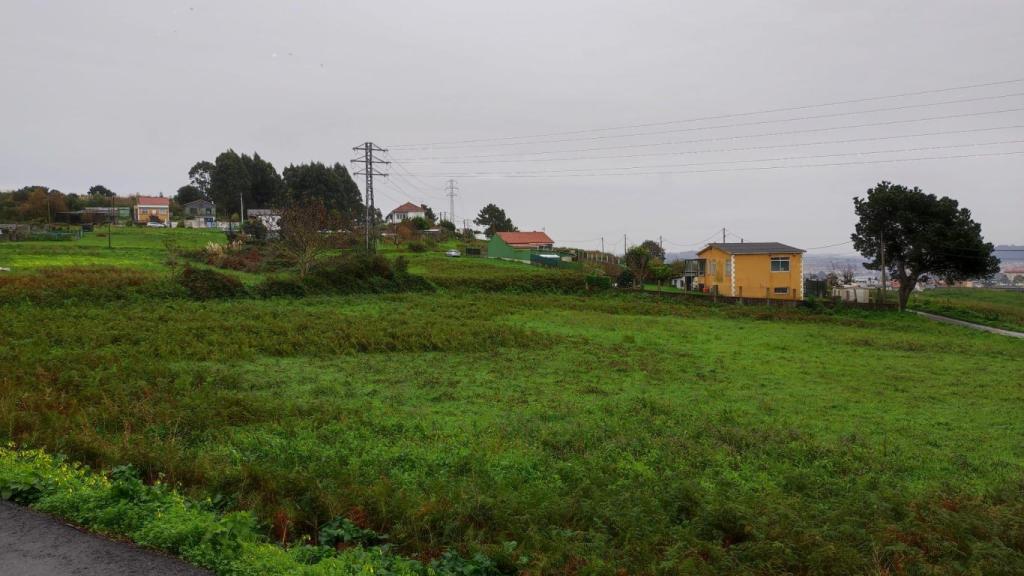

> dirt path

[
  {"left": 0, "top": 501, "right": 209, "bottom": 576},
  {"left": 911, "top": 310, "right": 1024, "bottom": 339}
]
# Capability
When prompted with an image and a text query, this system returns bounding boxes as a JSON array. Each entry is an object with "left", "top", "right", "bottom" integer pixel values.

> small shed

[{"left": 833, "top": 285, "right": 870, "bottom": 303}]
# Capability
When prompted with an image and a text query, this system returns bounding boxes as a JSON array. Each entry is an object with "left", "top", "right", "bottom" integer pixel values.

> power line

[
  {"left": 399, "top": 149, "right": 1024, "bottom": 178},
  {"left": 662, "top": 230, "right": 725, "bottom": 248},
  {"left": 389, "top": 156, "right": 448, "bottom": 198},
  {"left": 402, "top": 139, "right": 1024, "bottom": 177},
  {"left": 389, "top": 107, "right": 1024, "bottom": 162},
  {"left": 394, "top": 125, "right": 1024, "bottom": 165},
  {"left": 390, "top": 76, "right": 1024, "bottom": 148},
  {"left": 805, "top": 240, "right": 854, "bottom": 251},
  {"left": 393, "top": 91, "right": 1024, "bottom": 150}
]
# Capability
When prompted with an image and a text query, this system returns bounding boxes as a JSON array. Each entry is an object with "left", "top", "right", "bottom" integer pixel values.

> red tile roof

[
  {"left": 496, "top": 231, "right": 553, "bottom": 246},
  {"left": 390, "top": 202, "right": 424, "bottom": 214},
  {"left": 136, "top": 196, "right": 170, "bottom": 206}
]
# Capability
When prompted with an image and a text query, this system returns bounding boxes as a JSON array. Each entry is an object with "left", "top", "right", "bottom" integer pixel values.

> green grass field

[
  {"left": 0, "top": 226, "right": 224, "bottom": 271},
  {"left": 911, "top": 287, "right": 1024, "bottom": 332},
  {"left": 2, "top": 228, "right": 1024, "bottom": 575}
]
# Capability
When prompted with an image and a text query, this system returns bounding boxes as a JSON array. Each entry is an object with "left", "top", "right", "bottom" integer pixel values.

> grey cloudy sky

[{"left": 2, "top": 0, "right": 1022, "bottom": 253}]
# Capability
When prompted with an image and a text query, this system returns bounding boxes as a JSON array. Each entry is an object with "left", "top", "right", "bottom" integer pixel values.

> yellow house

[{"left": 695, "top": 242, "right": 805, "bottom": 300}]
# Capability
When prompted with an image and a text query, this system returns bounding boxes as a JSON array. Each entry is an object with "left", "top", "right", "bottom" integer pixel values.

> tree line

[
  {"left": 175, "top": 150, "right": 365, "bottom": 224},
  {"left": 0, "top": 185, "right": 118, "bottom": 222}
]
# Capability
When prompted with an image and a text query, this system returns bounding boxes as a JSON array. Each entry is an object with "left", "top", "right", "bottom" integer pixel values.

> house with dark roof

[
  {"left": 385, "top": 202, "right": 427, "bottom": 224},
  {"left": 693, "top": 242, "right": 805, "bottom": 300},
  {"left": 183, "top": 199, "right": 216, "bottom": 228}
]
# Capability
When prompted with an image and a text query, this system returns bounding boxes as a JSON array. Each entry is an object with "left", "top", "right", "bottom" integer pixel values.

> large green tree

[
  {"left": 188, "top": 161, "right": 215, "bottom": 199},
  {"left": 175, "top": 185, "right": 204, "bottom": 206},
  {"left": 851, "top": 181, "right": 1000, "bottom": 310},
  {"left": 281, "top": 162, "right": 364, "bottom": 224},
  {"left": 209, "top": 150, "right": 251, "bottom": 219},
  {"left": 639, "top": 239, "right": 665, "bottom": 261},
  {"left": 624, "top": 244, "right": 654, "bottom": 288},
  {"left": 241, "top": 152, "right": 285, "bottom": 208},
  {"left": 88, "top": 185, "right": 114, "bottom": 198},
  {"left": 473, "top": 203, "right": 517, "bottom": 237}
]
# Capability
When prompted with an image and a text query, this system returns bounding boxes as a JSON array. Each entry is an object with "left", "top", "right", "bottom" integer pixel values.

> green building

[{"left": 487, "top": 231, "right": 555, "bottom": 262}]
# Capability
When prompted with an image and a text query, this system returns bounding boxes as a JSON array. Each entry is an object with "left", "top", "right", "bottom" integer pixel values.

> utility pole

[
  {"left": 352, "top": 142, "right": 389, "bottom": 253},
  {"left": 601, "top": 237, "right": 604, "bottom": 253},
  {"left": 108, "top": 193, "right": 113, "bottom": 249},
  {"left": 722, "top": 227, "right": 726, "bottom": 243},
  {"left": 659, "top": 235, "right": 663, "bottom": 252},
  {"left": 446, "top": 179, "right": 458, "bottom": 227},
  {"left": 623, "top": 234, "right": 627, "bottom": 255}
]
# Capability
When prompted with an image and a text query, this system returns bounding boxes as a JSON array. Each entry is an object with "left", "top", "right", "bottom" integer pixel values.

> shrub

[
  {"left": 304, "top": 254, "right": 434, "bottom": 295},
  {"left": 616, "top": 269, "right": 635, "bottom": 288},
  {"left": 319, "top": 517, "right": 387, "bottom": 548},
  {"left": 216, "top": 247, "right": 263, "bottom": 273},
  {"left": 242, "top": 219, "right": 269, "bottom": 242},
  {"left": 407, "top": 241, "right": 427, "bottom": 253},
  {"left": 179, "top": 266, "right": 246, "bottom": 300},
  {"left": 585, "top": 274, "right": 612, "bottom": 290}
]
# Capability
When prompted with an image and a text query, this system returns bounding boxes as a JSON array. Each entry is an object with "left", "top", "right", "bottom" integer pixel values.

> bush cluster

[
  {"left": 299, "top": 254, "right": 434, "bottom": 295},
  {"left": 179, "top": 266, "right": 246, "bottom": 300},
  {"left": 585, "top": 274, "right": 613, "bottom": 290}
]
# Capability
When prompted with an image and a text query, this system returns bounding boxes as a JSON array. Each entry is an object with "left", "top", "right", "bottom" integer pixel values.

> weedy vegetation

[{"left": 1, "top": 227, "right": 1023, "bottom": 575}]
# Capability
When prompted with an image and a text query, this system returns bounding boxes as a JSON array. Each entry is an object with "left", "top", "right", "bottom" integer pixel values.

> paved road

[
  {"left": 0, "top": 501, "right": 209, "bottom": 576},
  {"left": 912, "top": 310, "right": 1024, "bottom": 339}
]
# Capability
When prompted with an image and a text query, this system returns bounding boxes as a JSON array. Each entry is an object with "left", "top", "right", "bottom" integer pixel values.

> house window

[
  {"left": 773, "top": 287, "right": 789, "bottom": 294},
  {"left": 770, "top": 256, "right": 790, "bottom": 272}
]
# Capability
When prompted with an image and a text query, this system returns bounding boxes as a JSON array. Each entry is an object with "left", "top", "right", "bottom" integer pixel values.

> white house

[{"left": 385, "top": 202, "right": 427, "bottom": 224}]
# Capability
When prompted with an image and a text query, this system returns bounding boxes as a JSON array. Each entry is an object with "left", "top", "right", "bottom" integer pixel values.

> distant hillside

[
  {"left": 665, "top": 251, "right": 699, "bottom": 263},
  {"left": 995, "top": 245, "right": 1024, "bottom": 267}
]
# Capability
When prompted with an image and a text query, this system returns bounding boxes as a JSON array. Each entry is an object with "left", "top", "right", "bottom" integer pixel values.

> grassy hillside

[
  {"left": 2, "top": 229, "right": 1023, "bottom": 574},
  {"left": 911, "top": 288, "right": 1024, "bottom": 332}
]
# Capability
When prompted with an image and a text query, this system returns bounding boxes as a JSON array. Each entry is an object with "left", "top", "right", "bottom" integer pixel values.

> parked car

[
  {"left": 146, "top": 221, "right": 166, "bottom": 228},
  {"left": 445, "top": 249, "right": 461, "bottom": 257}
]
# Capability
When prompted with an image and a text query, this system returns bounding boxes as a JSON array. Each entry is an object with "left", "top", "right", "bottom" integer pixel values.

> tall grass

[{"left": 2, "top": 291, "right": 1023, "bottom": 574}]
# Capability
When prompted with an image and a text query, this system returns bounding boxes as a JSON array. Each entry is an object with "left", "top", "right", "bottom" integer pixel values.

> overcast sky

[{"left": 2, "top": 1, "right": 1022, "bottom": 253}]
